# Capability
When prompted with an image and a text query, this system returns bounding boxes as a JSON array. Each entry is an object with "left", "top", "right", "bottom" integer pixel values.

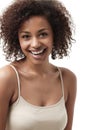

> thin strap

[
  {"left": 9, "top": 64, "right": 21, "bottom": 97},
  {"left": 58, "top": 67, "right": 64, "bottom": 98}
]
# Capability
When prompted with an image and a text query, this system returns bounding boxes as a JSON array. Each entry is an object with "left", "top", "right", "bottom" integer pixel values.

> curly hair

[{"left": 0, "top": 0, "right": 74, "bottom": 61}]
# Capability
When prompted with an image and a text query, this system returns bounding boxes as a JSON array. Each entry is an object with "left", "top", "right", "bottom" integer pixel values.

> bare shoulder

[
  {"left": 59, "top": 67, "right": 77, "bottom": 101},
  {"left": 0, "top": 65, "right": 15, "bottom": 84},
  {"left": 0, "top": 65, "right": 16, "bottom": 102},
  {"left": 60, "top": 67, "right": 77, "bottom": 84}
]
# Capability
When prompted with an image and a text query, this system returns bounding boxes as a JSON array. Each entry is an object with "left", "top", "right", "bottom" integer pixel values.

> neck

[{"left": 20, "top": 58, "right": 52, "bottom": 76}]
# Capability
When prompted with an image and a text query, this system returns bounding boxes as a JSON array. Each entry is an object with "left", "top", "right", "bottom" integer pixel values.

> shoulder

[
  {"left": 60, "top": 67, "right": 77, "bottom": 84},
  {"left": 0, "top": 65, "right": 15, "bottom": 83},
  {"left": 0, "top": 65, "right": 17, "bottom": 101},
  {"left": 59, "top": 67, "right": 77, "bottom": 100}
]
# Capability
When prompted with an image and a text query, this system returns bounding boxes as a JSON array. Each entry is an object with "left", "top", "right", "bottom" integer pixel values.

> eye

[
  {"left": 39, "top": 32, "right": 48, "bottom": 38},
  {"left": 21, "top": 34, "right": 30, "bottom": 40}
]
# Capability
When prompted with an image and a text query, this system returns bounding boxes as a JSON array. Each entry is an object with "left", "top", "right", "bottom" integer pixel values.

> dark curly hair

[{"left": 0, "top": 0, "right": 74, "bottom": 61}]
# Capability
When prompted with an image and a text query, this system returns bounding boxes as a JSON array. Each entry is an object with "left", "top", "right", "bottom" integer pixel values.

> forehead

[{"left": 19, "top": 16, "right": 52, "bottom": 31}]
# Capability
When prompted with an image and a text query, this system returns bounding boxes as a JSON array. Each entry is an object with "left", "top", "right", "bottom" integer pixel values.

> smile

[{"left": 29, "top": 49, "right": 46, "bottom": 55}]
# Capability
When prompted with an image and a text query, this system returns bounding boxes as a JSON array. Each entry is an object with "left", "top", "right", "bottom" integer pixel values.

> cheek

[
  {"left": 18, "top": 35, "right": 26, "bottom": 47},
  {"left": 19, "top": 38, "right": 29, "bottom": 49},
  {"left": 46, "top": 39, "right": 53, "bottom": 48},
  {"left": 19, "top": 41, "right": 26, "bottom": 51},
  {"left": 44, "top": 36, "right": 53, "bottom": 46},
  {"left": 48, "top": 35, "right": 54, "bottom": 46}
]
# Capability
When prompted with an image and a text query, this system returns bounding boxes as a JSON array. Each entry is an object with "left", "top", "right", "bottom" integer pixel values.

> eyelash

[
  {"left": 39, "top": 32, "right": 48, "bottom": 38},
  {"left": 21, "top": 35, "right": 30, "bottom": 39},
  {"left": 21, "top": 32, "right": 48, "bottom": 40}
]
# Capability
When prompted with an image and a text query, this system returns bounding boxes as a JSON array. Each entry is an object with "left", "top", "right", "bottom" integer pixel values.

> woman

[{"left": 0, "top": 0, "right": 77, "bottom": 130}]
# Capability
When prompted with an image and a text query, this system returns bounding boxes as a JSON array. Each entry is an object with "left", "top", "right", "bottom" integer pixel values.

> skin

[{"left": 0, "top": 16, "right": 77, "bottom": 130}]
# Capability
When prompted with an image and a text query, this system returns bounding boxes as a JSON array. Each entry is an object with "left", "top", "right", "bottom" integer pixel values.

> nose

[{"left": 31, "top": 37, "right": 41, "bottom": 49}]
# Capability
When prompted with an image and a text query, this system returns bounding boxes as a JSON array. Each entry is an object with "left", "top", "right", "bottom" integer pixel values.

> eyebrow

[
  {"left": 19, "top": 28, "right": 49, "bottom": 34},
  {"left": 19, "top": 31, "right": 30, "bottom": 34},
  {"left": 38, "top": 28, "right": 49, "bottom": 33}
]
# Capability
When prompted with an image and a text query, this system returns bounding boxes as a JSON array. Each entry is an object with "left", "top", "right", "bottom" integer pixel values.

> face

[{"left": 18, "top": 16, "right": 53, "bottom": 64}]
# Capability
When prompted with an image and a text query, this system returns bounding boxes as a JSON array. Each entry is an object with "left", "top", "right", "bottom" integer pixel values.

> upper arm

[
  {"left": 0, "top": 67, "right": 14, "bottom": 130},
  {"left": 64, "top": 69, "right": 77, "bottom": 130}
]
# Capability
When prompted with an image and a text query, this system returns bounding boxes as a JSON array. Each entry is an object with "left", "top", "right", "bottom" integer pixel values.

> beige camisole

[{"left": 6, "top": 65, "right": 67, "bottom": 130}]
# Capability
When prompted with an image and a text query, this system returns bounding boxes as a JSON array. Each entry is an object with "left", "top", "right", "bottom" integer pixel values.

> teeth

[{"left": 31, "top": 49, "right": 45, "bottom": 55}]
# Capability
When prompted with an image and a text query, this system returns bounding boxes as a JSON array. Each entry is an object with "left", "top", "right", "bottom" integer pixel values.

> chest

[{"left": 19, "top": 73, "right": 63, "bottom": 106}]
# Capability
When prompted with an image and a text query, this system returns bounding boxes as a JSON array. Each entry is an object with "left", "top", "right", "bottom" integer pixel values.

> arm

[
  {"left": 0, "top": 66, "right": 15, "bottom": 130},
  {"left": 64, "top": 69, "right": 77, "bottom": 130}
]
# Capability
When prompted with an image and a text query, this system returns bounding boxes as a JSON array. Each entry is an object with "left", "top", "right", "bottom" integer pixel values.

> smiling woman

[
  {"left": 18, "top": 16, "right": 53, "bottom": 64},
  {"left": 0, "top": 0, "right": 77, "bottom": 130}
]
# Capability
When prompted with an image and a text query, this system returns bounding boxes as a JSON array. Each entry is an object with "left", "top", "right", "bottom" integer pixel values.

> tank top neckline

[
  {"left": 9, "top": 64, "right": 65, "bottom": 109},
  {"left": 20, "top": 95, "right": 64, "bottom": 109}
]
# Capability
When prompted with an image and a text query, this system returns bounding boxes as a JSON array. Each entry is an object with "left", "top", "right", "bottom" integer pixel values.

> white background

[{"left": 0, "top": 0, "right": 86, "bottom": 130}]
